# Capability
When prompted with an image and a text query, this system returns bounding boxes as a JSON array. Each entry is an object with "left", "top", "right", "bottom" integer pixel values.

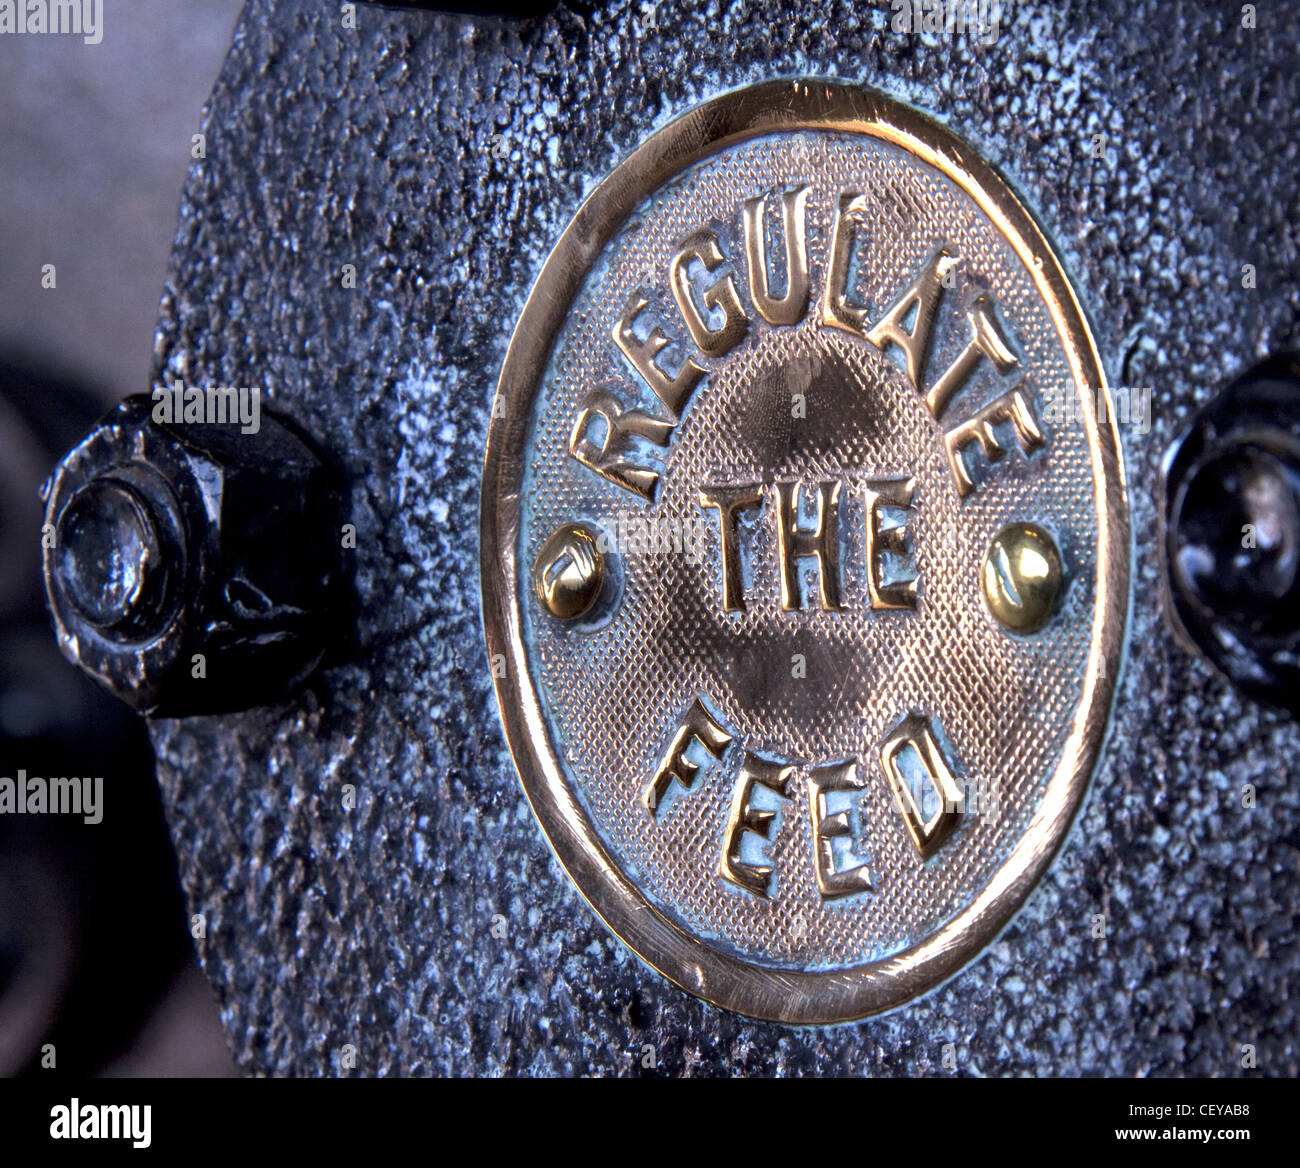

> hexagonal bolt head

[
  {"left": 41, "top": 394, "right": 348, "bottom": 715},
  {"left": 1162, "top": 353, "right": 1300, "bottom": 716}
]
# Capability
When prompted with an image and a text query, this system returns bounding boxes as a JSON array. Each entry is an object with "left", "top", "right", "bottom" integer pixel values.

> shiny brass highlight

[
  {"left": 981, "top": 523, "right": 1063, "bottom": 633},
  {"left": 534, "top": 524, "right": 605, "bottom": 621}
]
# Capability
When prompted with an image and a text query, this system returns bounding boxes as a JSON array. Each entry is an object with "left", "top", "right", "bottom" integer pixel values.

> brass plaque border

[{"left": 480, "top": 79, "right": 1130, "bottom": 1023}]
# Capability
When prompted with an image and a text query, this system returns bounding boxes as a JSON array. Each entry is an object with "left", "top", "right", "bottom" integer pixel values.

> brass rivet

[
  {"left": 534, "top": 524, "right": 605, "bottom": 621},
  {"left": 981, "top": 523, "right": 1063, "bottom": 633}
]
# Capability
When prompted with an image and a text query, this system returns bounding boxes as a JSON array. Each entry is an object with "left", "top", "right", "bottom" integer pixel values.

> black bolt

[
  {"left": 1163, "top": 353, "right": 1300, "bottom": 716},
  {"left": 41, "top": 394, "right": 347, "bottom": 716},
  {"left": 55, "top": 478, "right": 171, "bottom": 633}
]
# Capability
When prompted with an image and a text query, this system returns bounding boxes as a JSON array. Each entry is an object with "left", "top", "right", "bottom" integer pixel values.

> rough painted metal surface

[{"left": 149, "top": 0, "right": 1300, "bottom": 1075}]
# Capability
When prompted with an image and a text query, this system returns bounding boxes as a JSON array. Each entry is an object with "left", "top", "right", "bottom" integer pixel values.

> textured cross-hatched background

[{"left": 149, "top": 0, "right": 1299, "bottom": 1074}]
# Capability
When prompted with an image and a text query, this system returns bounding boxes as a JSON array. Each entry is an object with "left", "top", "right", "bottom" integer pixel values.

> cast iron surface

[{"left": 149, "top": 0, "right": 1300, "bottom": 1074}]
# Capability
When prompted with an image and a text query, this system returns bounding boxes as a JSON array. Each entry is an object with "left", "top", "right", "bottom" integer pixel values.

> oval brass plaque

[{"left": 481, "top": 80, "right": 1129, "bottom": 1023}]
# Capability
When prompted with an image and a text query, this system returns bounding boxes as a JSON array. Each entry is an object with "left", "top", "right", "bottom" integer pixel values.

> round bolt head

[
  {"left": 1172, "top": 444, "right": 1300, "bottom": 629},
  {"left": 534, "top": 523, "right": 605, "bottom": 621},
  {"left": 41, "top": 394, "right": 345, "bottom": 715},
  {"left": 54, "top": 479, "right": 161, "bottom": 632},
  {"left": 1162, "top": 353, "right": 1300, "bottom": 714},
  {"left": 981, "top": 523, "right": 1063, "bottom": 634}
]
